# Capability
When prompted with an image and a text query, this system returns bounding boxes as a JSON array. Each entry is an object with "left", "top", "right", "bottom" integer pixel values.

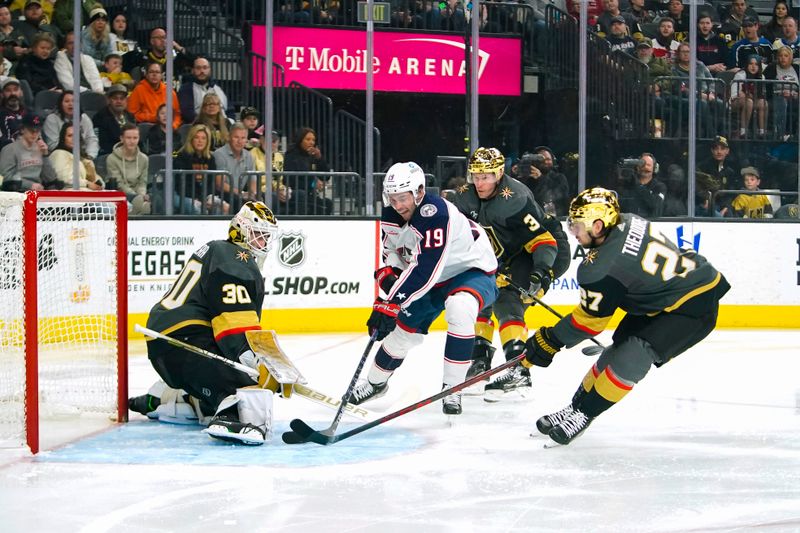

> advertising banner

[{"left": 251, "top": 25, "right": 522, "bottom": 96}]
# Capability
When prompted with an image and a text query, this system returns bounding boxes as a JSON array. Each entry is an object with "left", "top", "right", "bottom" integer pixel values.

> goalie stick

[
  {"left": 281, "top": 353, "right": 526, "bottom": 445},
  {"left": 501, "top": 278, "right": 606, "bottom": 356},
  {"left": 282, "top": 332, "right": 377, "bottom": 444},
  {"left": 134, "top": 325, "right": 373, "bottom": 421}
]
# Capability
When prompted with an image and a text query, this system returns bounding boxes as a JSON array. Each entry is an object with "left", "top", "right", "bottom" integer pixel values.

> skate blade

[
  {"left": 483, "top": 387, "right": 532, "bottom": 403},
  {"left": 203, "top": 426, "right": 265, "bottom": 445}
]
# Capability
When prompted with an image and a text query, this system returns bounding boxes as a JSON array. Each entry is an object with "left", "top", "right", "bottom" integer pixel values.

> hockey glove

[
  {"left": 522, "top": 269, "right": 553, "bottom": 304},
  {"left": 374, "top": 266, "right": 402, "bottom": 293},
  {"left": 367, "top": 298, "right": 400, "bottom": 341},
  {"left": 522, "top": 327, "right": 564, "bottom": 368},
  {"left": 495, "top": 272, "right": 511, "bottom": 288}
]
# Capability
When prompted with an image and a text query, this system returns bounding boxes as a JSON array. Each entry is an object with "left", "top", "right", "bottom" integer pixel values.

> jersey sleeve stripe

[
  {"left": 212, "top": 310, "right": 262, "bottom": 341},
  {"left": 523, "top": 233, "right": 557, "bottom": 254},
  {"left": 570, "top": 306, "right": 609, "bottom": 336}
]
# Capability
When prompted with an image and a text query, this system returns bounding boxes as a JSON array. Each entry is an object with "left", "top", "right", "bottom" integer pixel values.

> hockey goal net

[{"left": 0, "top": 191, "right": 128, "bottom": 454}]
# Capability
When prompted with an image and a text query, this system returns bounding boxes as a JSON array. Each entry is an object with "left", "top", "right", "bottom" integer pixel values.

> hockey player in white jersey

[{"left": 352, "top": 161, "right": 499, "bottom": 414}]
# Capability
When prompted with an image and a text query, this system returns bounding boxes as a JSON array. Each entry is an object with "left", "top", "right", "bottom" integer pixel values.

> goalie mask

[
  {"left": 568, "top": 187, "right": 620, "bottom": 234},
  {"left": 467, "top": 147, "right": 504, "bottom": 183},
  {"left": 229, "top": 201, "right": 278, "bottom": 258},
  {"left": 382, "top": 161, "right": 426, "bottom": 206}
]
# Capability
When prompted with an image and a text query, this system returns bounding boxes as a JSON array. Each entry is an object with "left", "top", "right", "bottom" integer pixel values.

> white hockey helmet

[
  {"left": 382, "top": 162, "right": 426, "bottom": 206},
  {"left": 229, "top": 201, "right": 279, "bottom": 258}
]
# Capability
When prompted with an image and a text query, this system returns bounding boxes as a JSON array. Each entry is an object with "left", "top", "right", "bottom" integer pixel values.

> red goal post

[{"left": 0, "top": 191, "right": 128, "bottom": 454}]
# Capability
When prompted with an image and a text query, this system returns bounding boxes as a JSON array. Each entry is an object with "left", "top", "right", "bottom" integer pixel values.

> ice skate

[
  {"left": 350, "top": 380, "right": 388, "bottom": 405},
  {"left": 128, "top": 394, "right": 160, "bottom": 419},
  {"left": 548, "top": 409, "right": 593, "bottom": 445},
  {"left": 442, "top": 385, "right": 462, "bottom": 415},
  {"left": 534, "top": 404, "right": 574, "bottom": 435},
  {"left": 483, "top": 365, "right": 531, "bottom": 402},
  {"left": 463, "top": 340, "right": 494, "bottom": 396}
]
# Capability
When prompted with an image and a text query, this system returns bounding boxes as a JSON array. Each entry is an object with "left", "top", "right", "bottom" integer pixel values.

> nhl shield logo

[{"left": 278, "top": 232, "right": 305, "bottom": 268}]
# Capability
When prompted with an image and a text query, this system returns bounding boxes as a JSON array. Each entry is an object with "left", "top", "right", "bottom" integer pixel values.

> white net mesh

[{"left": 0, "top": 193, "right": 122, "bottom": 450}]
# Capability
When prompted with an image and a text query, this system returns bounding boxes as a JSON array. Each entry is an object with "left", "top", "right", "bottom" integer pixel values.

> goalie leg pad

[
  {"left": 203, "top": 388, "right": 273, "bottom": 445},
  {"left": 154, "top": 386, "right": 201, "bottom": 425}
]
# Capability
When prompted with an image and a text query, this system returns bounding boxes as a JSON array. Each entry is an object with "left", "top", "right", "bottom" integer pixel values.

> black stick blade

[
  {"left": 281, "top": 430, "right": 308, "bottom": 444},
  {"left": 289, "top": 418, "right": 317, "bottom": 438}
]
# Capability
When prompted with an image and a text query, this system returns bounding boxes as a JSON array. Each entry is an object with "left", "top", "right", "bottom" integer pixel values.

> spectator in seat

[
  {"left": 772, "top": 16, "right": 800, "bottom": 63},
  {"left": 14, "top": 32, "right": 60, "bottom": 94},
  {"left": 99, "top": 51, "right": 134, "bottom": 92},
  {"left": 731, "top": 166, "right": 773, "bottom": 218},
  {"left": 636, "top": 37, "right": 671, "bottom": 79},
  {"left": 54, "top": 30, "right": 104, "bottom": 93},
  {"left": 696, "top": 15, "right": 730, "bottom": 75},
  {"left": 764, "top": 45, "right": 800, "bottom": 141},
  {"left": 617, "top": 152, "right": 666, "bottom": 218},
  {"left": 664, "top": 43, "right": 720, "bottom": 137},
  {"left": 520, "top": 147, "right": 570, "bottom": 216},
  {"left": 719, "top": 0, "right": 759, "bottom": 44},
  {"left": 124, "top": 27, "right": 193, "bottom": 80},
  {"left": 240, "top": 106, "right": 260, "bottom": 148},
  {"left": 17, "top": 0, "right": 62, "bottom": 51},
  {"left": 192, "top": 92, "right": 230, "bottom": 150},
  {"left": 42, "top": 90, "right": 99, "bottom": 159},
  {"left": 730, "top": 18, "right": 773, "bottom": 70},
  {"left": 94, "top": 84, "right": 136, "bottom": 156},
  {"left": 284, "top": 126, "right": 332, "bottom": 215},
  {"left": 178, "top": 56, "right": 230, "bottom": 123},
  {"left": 439, "top": 0, "right": 465, "bottom": 32},
  {"left": 0, "top": 77, "right": 34, "bottom": 148},
  {"left": 108, "top": 13, "right": 140, "bottom": 57},
  {"left": 698, "top": 135, "right": 738, "bottom": 215},
  {"left": 567, "top": 0, "right": 603, "bottom": 28},
  {"left": 213, "top": 121, "right": 256, "bottom": 211},
  {"left": 145, "top": 103, "right": 182, "bottom": 155},
  {"left": 50, "top": 0, "right": 94, "bottom": 36},
  {"left": 250, "top": 125, "right": 293, "bottom": 214},
  {"left": 605, "top": 16, "right": 637, "bottom": 55},
  {"left": 624, "top": 0, "right": 656, "bottom": 28},
  {"left": 597, "top": 0, "right": 639, "bottom": 38},
  {"left": 0, "top": 113, "right": 56, "bottom": 191},
  {"left": 106, "top": 122, "right": 151, "bottom": 215},
  {"left": 652, "top": 17, "right": 681, "bottom": 61},
  {"left": 658, "top": 0, "right": 689, "bottom": 35},
  {"left": 0, "top": 5, "right": 28, "bottom": 67},
  {"left": 80, "top": 6, "right": 111, "bottom": 69},
  {"left": 662, "top": 163, "right": 688, "bottom": 216},
  {"left": 172, "top": 123, "right": 219, "bottom": 215},
  {"left": 729, "top": 55, "right": 767, "bottom": 138},
  {"left": 47, "top": 121, "right": 103, "bottom": 190},
  {"left": 127, "top": 60, "right": 182, "bottom": 129},
  {"left": 763, "top": 1, "right": 790, "bottom": 44}
]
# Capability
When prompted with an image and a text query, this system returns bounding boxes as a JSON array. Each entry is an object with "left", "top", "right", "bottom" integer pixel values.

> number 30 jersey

[
  {"left": 381, "top": 193, "right": 497, "bottom": 308},
  {"left": 553, "top": 214, "right": 728, "bottom": 347},
  {"left": 146, "top": 239, "right": 265, "bottom": 357}
]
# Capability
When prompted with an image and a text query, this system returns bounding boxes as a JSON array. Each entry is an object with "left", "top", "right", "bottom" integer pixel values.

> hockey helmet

[
  {"left": 467, "top": 147, "right": 504, "bottom": 183},
  {"left": 568, "top": 187, "right": 620, "bottom": 232},
  {"left": 229, "top": 201, "right": 278, "bottom": 257},
  {"left": 382, "top": 161, "right": 426, "bottom": 206}
]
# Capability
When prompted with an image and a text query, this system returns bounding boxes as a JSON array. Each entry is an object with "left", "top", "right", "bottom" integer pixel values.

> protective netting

[{"left": 0, "top": 193, "right": 121, "bottom": 449}]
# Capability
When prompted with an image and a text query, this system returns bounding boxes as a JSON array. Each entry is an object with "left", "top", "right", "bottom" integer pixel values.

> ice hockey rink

[{"left": 0, "top": 329, "right": 798, "bottom": 532}]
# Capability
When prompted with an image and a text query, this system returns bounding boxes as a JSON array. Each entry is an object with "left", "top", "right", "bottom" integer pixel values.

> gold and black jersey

[
  {"left": 146, "top": 239, "right": 265, "bottom": 357},
  {"left": 449, "top": 175, "right": 560, "bottom": 271},
  {"left": 553, "top": 214, "right": 727, "bottom": 347}
]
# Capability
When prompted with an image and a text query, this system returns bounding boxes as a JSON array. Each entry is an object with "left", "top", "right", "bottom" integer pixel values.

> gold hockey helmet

[
  {"left": 467, "top": 147, "right": 505, "bottom": 182},
  {"left": 229, "top": 201, "right": 278, "bottom": 257},
  {"left": 568, "top": 187, "right": 620, "bottom": 231}
]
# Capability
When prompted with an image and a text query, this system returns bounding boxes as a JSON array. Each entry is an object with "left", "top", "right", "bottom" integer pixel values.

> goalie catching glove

[
  {"left": 522, "top": 327, "right": 564, "bottom": 368},
  {"left": 367, "top": 298, "right": 400, "bottom": 340},
  {"left": 239, "top": 350, "right": 293, "bottom": 397}
]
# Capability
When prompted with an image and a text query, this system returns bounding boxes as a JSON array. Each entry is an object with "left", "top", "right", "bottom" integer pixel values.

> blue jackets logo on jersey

[
  {"left": 420, "top": 204, "right": 437, "bottom": 217},
  {"left": 278, "top": 232, "right": 306, "bottom": 268}
]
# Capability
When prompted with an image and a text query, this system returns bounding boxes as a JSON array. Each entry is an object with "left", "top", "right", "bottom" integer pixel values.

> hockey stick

[
  {"left": 282, "top": 353, "right": 526, "bottom": 445},
  {"left": 282, "top": 331, "right": 378, "bottom": 444},
  {"left": 501, "top": 278, "right": 605, "bottom": 356},
  {"left": 134, "top": 325, "right": 373, "bottom": 420}
]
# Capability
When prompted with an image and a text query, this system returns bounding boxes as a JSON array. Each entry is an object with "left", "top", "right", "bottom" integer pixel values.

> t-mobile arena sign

[{"left": 251, "top": 26, "right": 521, "bottom": 96}]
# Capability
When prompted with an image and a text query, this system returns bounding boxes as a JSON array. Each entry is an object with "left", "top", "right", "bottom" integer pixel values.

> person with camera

[
  {"left": 517, "top": 147, "right": 571, "bottom": 217},
  {"left": 450, "top": 147, "right": 570, "bottom": 400},
  {"left": 617, "top": 153, "right": 666, "bottom": 218}
]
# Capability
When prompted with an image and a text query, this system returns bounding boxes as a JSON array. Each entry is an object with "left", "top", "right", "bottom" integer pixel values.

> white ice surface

[{"left": 0, "top": 329, "right": 798, "bottom": 533}]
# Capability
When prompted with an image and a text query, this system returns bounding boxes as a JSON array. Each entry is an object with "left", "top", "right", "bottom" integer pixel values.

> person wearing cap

[
  {"left": 16, "top": 0, "right": 62, "bottom": 50},
  {"left": 80, "top": 6, "right": 112, "bottom": 69},
  {"left": 597, "top": 0, "right": 638, "bottom": 38},
  {"left": 93, "top": 83, "right": 136, "bottom": 156},
  {"left": 0, "top": 77, "right": 34, "bottom": 148},
  {"left": 177, "top": 56, "right": 230, "bottom": 123},
  {"left": 0, "top": 112, "right": 56, "bottom": 192},
  {"left": 698, "top": 135, "right": 738, "bottom": 216},
  {"left": 696, "top": 14, "right": 730, "bottom": 74},
  {"left": 731, "top": 166, "right": 773, "bottom": 218},
  {"left": 604, "top": 14, "right": 637, "bottom": 55},
  {"left": 54, "top": 30, "right": 104, "bottom": 93},
  {"left": 13, "top": 31, "right": 59, "bottom": 94},
  {"left": 240, "top": 107, "right": 260, "bottom": 148},
  {"left": 720, "top": 0, "right": 760, "bottom": 44},
  {"left": 730, "top": 17, "right": 773, "bottom": 70},
  {"left": 636, "top": 38, "right": 671, "bottom": 80},
  {"left": 99, "top": 51, "right": 133, "bottom": 91}
]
